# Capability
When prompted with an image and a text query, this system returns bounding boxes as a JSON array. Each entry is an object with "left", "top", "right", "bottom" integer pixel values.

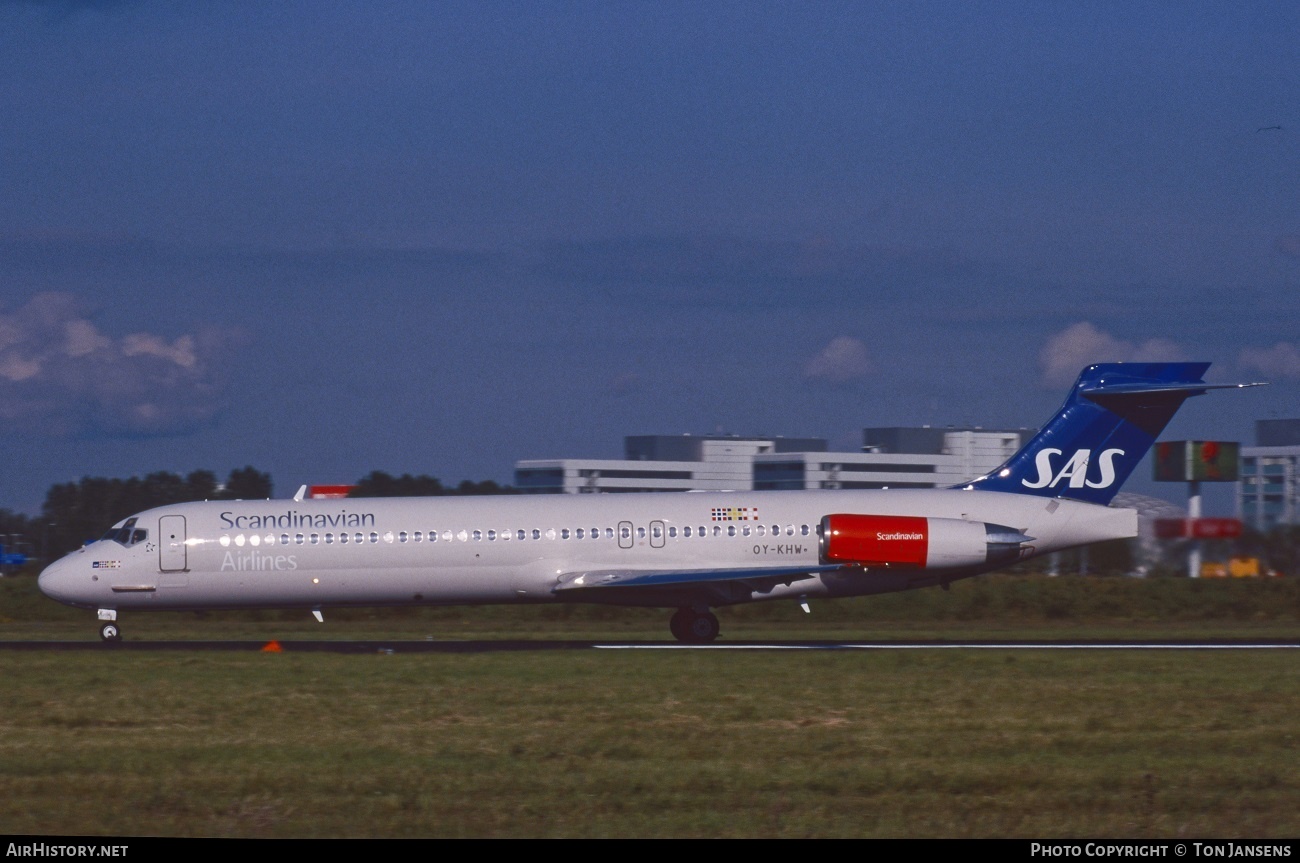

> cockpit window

[{"left": 101, "top": 518, "right": 147, "bottom": 547}]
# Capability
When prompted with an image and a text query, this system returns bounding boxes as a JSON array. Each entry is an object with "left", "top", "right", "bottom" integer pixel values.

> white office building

[
  {"left": 515, "top": 435, "right": 826, "bottom": 494},
  {"left": 515, "top": 427, "right": 1034, "bottom": 494},
  {"left": 1237, "top": 419, "right": 1300, "bottom": 531}
]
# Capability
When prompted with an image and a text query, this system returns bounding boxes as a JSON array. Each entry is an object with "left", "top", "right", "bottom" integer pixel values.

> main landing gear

[{"left": 669, "top": 607, "right": 720, "bottom": 643}]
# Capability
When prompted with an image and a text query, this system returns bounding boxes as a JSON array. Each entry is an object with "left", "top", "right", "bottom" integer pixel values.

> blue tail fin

[{"left": 966, "top": 363, "right": 1235, "bottom": 505}]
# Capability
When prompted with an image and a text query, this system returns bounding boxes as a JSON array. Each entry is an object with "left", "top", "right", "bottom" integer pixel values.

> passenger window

[
  {"left": 517, "top": 530, "right": 526, "bottom": 541},
  {"left": 310, "top": 534, "right": 320, "bottom": 545},
  {"left": 684, "top": 526, "right": 692, "bottom": 537},
  {"left": 339, "top": 533, "right": 348, "bottom": 544},
  {"left": 370, "top": 532, "right": 378, "bottom": 543},
  {"left": 727, "top": 525, "right": 736, "bottom": 537},
  {"left": 428, "top": 531, "right": 436, "bottom": 543},
  {"left": 325, "top": 533, "right": 334, "bottom": 544},
  {"left": 296, "top": 533, "right": 305, "bottom": 545},
  {"left": 399, "top": 531, "right": 408, "bottom": 543},
  {"left": 473, "top": 530, "right": 482, "bottom": 541},
  {"left": 561, "top": 528, "right": 570, "bottom": 539}
]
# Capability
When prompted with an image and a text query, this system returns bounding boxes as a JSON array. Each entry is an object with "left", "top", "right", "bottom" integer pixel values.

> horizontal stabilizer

[{"left": 966, "top": 362, "right": 1260, "bottom": 505}]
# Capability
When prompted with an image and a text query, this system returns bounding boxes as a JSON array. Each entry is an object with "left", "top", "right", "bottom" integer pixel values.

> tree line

[{"left": 1, "top": 468, "right": 518, "bottom": 561}]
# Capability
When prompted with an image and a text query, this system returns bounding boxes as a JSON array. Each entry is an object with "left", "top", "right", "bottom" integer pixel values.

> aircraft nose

[{"left": 38, "top": 557, "right": 79, "bottom": 605}]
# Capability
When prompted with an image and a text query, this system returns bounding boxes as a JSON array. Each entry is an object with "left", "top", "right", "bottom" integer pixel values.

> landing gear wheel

[
  {"left": 669, "top": 608, "right": 720, "bottom": 643},
  {"left": 99, "top": 622, "right": 121, "bottom": 643},
  {"left": 685, "top": 611, "right": 720, "bottom": 644},
  {"left": 669, "top": 608, "right": 689, "bottom": 641}
]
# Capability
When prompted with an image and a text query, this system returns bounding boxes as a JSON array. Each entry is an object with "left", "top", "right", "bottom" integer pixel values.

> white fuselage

[{"left": 38, "top": 488, "right": 1136, "bottom": 614}]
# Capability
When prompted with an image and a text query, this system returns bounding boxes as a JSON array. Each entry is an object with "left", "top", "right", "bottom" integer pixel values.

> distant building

[
  {"left": 515, "top": 427, "right": 1035, "bottom": 494},
  {"left": 1238, "top": 420, "right": 1300, "bottom": 531},
  {"left": 753, "top": 427, "right": 1034, "bottom": 491},
  {"left": 515, "top": 435, "right": 826, "bottom": 494},
  {"left": 1255, "top": 419, "right": 1300, "bottom": 447}
]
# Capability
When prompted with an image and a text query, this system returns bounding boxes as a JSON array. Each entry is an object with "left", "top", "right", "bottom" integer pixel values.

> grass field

[
  {"left": 1, "top": 572, "right": 1297, "bottom": 838},
  {"left": 2, "top": 650, "right": 1297, "bottom": 838}
]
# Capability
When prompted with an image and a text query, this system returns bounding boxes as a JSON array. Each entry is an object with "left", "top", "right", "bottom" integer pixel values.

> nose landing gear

[{"left": 97, "top": 610, "right": 121, "bottom": 643}]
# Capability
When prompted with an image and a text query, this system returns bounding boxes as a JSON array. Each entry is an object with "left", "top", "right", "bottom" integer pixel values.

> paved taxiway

[{"left": 2, "top": 639, "right": 1298, "bottom": 652}]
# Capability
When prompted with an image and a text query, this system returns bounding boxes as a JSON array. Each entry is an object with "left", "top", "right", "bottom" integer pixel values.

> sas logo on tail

[{"left": 1021, "top": 448, "right": 1125, "bottom": 490}]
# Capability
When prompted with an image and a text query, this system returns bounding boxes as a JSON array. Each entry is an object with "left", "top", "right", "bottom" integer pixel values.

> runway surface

[{"left": 2, "top": 638, "right": 1298, "bottom": 652}]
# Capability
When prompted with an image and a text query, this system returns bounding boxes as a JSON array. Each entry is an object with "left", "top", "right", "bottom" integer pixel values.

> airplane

[{"left": 38, "top": 362, "right": 1259, "bottom": 644}]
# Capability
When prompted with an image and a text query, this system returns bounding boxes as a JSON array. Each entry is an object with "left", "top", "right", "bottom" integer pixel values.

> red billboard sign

[{"left": 1154, "top": 518, "right": 1243, "bottom": 539}]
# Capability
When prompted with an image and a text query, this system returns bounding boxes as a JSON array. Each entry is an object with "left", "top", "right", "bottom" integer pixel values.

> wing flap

[{"left": 553, "top": 563, "right": 847, "bottom": 597}]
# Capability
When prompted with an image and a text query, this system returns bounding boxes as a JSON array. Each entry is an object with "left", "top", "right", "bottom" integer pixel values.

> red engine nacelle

[{"left": 819, "top": 514, "right": 1029, "bottom": 569}]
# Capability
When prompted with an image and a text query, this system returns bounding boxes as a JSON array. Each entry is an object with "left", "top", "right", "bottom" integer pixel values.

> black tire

[
  {"left": 684, "top": 611, "right": 719, "bottom": 644},
  {"left": 99, "top": 622, "right": 121, "bottom": 643},
  {"left": 669, "top": 608, "right": 689, "bottom": 641}
]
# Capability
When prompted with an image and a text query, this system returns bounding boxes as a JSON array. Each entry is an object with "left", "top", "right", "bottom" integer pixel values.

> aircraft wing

[{"left": 553, "top": 563, "right": 849, "bottom": 601}]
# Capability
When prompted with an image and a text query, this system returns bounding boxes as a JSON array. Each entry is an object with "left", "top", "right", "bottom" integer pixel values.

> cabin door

[{"left": 159, "top": 515, "right": 187, "bottom": 571}]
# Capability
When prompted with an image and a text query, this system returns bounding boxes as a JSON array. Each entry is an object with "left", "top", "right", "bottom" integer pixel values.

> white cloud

[
  {"left": 0, "top": 292, "right": 227, "bottom": 437},
  {"left": 122, "top": 332, "right": 198, "bottom": 368},
  {"left": 63, "top": 319, "right": 111, "bottom": 358},
  {"left": 0, "top": 354, "right": 42, "bottom": 382},
  {"left": 1039, "top": 322, "right": 1188, "bottom": 387},
  {"left": 803, "top": 336, "right": 871, "bottom": 384},
  {"left": 1238, "top": 342, "right": 1300, "bottom": 380}
]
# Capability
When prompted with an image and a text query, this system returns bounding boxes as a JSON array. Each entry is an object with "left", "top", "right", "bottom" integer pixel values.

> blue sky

[{"left": 1, "top": 1, "right": 1296, "bottom": 514}]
